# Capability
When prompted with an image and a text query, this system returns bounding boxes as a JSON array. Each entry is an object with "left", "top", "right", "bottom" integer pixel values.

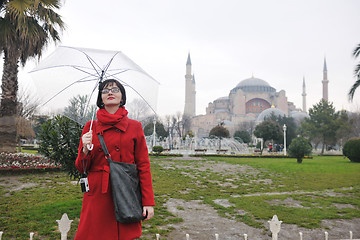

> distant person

[{"left": 75, "top": 79, "right": 155, "bottom": 240}]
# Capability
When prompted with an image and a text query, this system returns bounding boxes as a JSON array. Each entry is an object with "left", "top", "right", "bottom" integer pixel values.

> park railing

[{"left": 0, "top": 214, "right": 358, "bottom": 240}]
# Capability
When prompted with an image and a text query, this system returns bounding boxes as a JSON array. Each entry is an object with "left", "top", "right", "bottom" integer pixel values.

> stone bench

[
  {"left": 194, "top": 149, "right": 207, "bottom": 153},
  {"left": 216, "top": 149, "right": 228, "bottom": 154}
]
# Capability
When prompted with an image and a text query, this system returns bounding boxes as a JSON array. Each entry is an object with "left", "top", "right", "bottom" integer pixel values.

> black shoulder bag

[{"left": 97, "top": 134, "right": 145, "bottom": 223}]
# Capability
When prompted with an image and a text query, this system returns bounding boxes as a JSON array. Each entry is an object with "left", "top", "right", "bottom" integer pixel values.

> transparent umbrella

[
  {"left": 30, "top": 45, "right": 159, "bottom": 121},
  {"left": 30, "top": 46, "right": 160, "bottom": 149}
]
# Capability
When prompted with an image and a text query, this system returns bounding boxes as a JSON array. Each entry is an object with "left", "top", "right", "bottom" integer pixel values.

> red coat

[{"left": 74, "top": 110, "right": 155, "bottom": 240}]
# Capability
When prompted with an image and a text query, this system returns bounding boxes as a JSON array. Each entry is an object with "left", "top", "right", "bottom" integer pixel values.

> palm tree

[
  {"left": 0, "top": 0, "right": 65, "bottom": 152},
  {"left": 349, "top": 43, "right": 360, "bottom": 101}
]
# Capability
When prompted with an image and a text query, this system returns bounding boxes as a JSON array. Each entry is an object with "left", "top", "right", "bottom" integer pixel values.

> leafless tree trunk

[
  {"left": 17, "top": 87, "right": 41, "bottom": 119},
  {"left": 127, "top": 98, "right": 151, "bottom": 121}
]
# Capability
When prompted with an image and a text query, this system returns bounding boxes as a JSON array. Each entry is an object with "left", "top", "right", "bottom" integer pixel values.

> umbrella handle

[{"left": 87, "top": 144, "right": 94, "bottom": 151}]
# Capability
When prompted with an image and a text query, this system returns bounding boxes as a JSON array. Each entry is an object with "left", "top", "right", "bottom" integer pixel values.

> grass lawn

[{"left": 0, "top": 155, "right": 359, "bottom": 239}]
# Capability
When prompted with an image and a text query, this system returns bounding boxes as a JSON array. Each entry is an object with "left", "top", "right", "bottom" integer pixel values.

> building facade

[
  {"left": 189, "top": 76, "right": 296, "bottom": 137},
  {"left": 183, "top": 54, "right": 325, "bottom": 138}
]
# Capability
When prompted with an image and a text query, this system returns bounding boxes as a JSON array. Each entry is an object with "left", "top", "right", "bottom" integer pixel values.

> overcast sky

[{"left": 13, "top": 0, "right": 360, "bottom": 116}]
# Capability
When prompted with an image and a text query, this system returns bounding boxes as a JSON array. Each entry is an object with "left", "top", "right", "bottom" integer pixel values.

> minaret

[
  {"left": 184, "top": 53, "right": 196, "bottom": 117},
  {"left": 302, "top": 77, "right": 307, "bottom": 112},
  {"left": 322, "top": 57, "right": 329, "bottom": 101}
]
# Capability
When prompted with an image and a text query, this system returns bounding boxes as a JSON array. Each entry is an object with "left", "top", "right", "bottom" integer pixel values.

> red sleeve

[
  {"left": 134, "top": 122, "right": 155, "bottom": 206},
  {"left": 75, "top": 121, "right": 94, "bottom": 174}
]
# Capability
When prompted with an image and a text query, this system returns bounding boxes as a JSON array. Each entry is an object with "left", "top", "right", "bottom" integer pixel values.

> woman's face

[{"left": 101, "top": 82, "right": 122, "bottom": 108}]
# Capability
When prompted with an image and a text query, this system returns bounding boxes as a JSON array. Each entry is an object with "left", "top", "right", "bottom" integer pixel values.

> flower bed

[{"left": 0, "top": 152, "right": 60, "bottom": 169}]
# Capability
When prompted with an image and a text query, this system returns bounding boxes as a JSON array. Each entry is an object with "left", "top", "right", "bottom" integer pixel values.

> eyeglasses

[{"left": 101, "top": 87, "right": 120, "bottom": 94}]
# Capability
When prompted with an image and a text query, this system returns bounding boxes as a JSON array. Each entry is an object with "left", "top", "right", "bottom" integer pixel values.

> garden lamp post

[{"left": 283, "top": 124, "right": 287, "bottom": 155}]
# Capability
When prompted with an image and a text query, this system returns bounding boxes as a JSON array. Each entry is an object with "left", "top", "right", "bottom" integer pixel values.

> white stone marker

[
  {"left": 56, "top": 213, "right": 73, "bottom": 240},
  {"left": 269, "top": 215, "right": 282, "bottom": 240}
]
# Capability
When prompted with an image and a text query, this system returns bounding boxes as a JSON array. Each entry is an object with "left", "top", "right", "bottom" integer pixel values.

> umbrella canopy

[{"left": 30, "top": 46, "right": 159, "bottom": 124}]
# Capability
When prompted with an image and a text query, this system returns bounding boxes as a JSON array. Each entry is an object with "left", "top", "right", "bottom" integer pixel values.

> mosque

[{"left": 184, "top": 53, "right": 329, "bottom": 138}]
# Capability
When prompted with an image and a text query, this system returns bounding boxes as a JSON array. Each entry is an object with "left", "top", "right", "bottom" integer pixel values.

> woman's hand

[
  {"left": 143, "top": 206, "right": 154, "bottom": 221},
  {"left": 82, "top": 130, "right": 92, "bottom": 155}
]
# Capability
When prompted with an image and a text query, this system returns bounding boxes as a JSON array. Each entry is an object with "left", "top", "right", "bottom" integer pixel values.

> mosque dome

[
  {"left": 256, "top": 107, "right": 286, "bottom": 122},
  {"left": 215, "top": 96, "right": 229, "bottom": 101},
  {"left": 290, "top": 110, "right": 309, "bottom": 125},
  {"left": 231, "top": 77, "right": 276, "bottom": 93}
]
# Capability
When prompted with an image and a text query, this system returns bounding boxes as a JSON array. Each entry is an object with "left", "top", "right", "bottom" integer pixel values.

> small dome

[
  {"left": 256, "top": 107, "right": 286, "bottom": 122},
  {"left": 232, "top": 77, "right": 276, "bottom": 93},
  {"left": 215, "top": 96, "right": 229, "bottom": 101},
  {"left": 290, "top": 111, "right": 309, "bottom": 125}
]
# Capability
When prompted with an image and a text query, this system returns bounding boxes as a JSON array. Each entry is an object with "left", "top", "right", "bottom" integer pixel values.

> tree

[
  {"left": 209, "top": 124, "right": 230, "bottom": 139},
  {"left": 17, "top": 86, "right": 40, "bottom": 119},
  {"left": 253, "top": 120, "right": 282, "bottom": 154},
  {"left": 38, "top": 115, "right": 82, "bottom": 179},
  {"left": 31, "top": 114, "right": 49, "bottom": 137},
  {"left": 237, "top": 120, "right": 256, "bottom": 136},
  {"left": 288, "top": 137, "right": 312, "bottom": 163},
  {"left": 63, "top": 95, "right": 96, "bottom": 125},
  {"left": 348, "top": 112, "right": 360, "bottom": 138},
  {"left": 349, "top": 43, "right": 360, "bottom": 101},
  {"left": 144, "top": 121, "right": 168, "bottom": 139},
  {"left": 184, "top": 130, "right": 194, "bottom": 139},
  {"left": 127, "top": 98, "right": 151, "bottom": 121},
  {"left": 164, "top": 114, "right": 175, "bottom": 149},
  {"left": 234, "top": 130, "right": 251, "bottom": 143},
  {"left": 174, "top": 112, "right": 187, "bottom": 138},
  {"left": 267, "top": 113, "right": 297, "bottom": 147},
  {"left": 209, "top": 123, "right": 230, "bottom": 150},
  {"left": 0, "top": 0, "right": 65, "bottom": 152},
  {"left": 336, "top": 110, "right": 353, "bottom": 147},
  {"left": 301, "top": 100, "right": 340, "bottom": 154}
]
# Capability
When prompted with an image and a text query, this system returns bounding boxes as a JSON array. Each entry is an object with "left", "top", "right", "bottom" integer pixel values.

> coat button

[
  {"left": 98, "top": 148, "right": 103, "bottom": 152},
  {"left": 115, "top": 146, "right": 120, "bottom": 152}
]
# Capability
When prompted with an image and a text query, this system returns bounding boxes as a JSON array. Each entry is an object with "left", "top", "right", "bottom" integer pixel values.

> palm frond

[
  {"left": 6, "top": 0, "right": 31, "bottom": 20},
  {"left": 348, "top": 76, "right": 360, "bottom": 101},
  {"left": 353, "top": 43, "right": 360, "bottom": 58},
  {"left": 355, "top": 63, "right": 360, "bottom": 77}
]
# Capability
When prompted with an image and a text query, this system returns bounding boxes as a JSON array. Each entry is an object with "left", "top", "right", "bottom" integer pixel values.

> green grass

[
  {"left": 16, "top": 147, "right": 39, "bottom": 154},
  {"left": 0, "top": 173, "right": 82, "bottom": 239},
  {"left": 149, "top": 155, "right": 360, "bottom": 232},
  {"left": 0, "top": 156, "right": 359, "bottom": 239}
]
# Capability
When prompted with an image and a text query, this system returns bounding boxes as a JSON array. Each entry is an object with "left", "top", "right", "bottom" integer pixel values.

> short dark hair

[{"left": 96, "top": 79, "right": 126, "bottom": 109}]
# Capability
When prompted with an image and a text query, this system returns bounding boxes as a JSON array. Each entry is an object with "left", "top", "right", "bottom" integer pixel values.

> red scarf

[{"left": 95, "top": 107, "right": 129, "bottom": 134}]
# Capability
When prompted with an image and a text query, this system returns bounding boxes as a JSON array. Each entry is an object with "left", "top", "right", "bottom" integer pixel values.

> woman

[{"left": 75, "top": 79, "right": 155, "bottom": 240}]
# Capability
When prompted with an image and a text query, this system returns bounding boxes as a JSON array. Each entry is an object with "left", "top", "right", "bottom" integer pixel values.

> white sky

[{"left": 10, "top": 0, "right": 360, "bottom": 116}]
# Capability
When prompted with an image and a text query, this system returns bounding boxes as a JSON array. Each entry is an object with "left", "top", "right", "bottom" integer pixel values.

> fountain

[{"left": 145, "top": 135, "right": 252, "bottom": 155}]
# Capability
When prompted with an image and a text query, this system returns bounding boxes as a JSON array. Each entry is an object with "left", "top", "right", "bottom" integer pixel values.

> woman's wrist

[{"left": 83, "top": 147, "right": 89, "bottom": 155}]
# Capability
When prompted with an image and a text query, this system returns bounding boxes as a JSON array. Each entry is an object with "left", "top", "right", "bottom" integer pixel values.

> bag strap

[{"left": 97, "top": 134, "right": 112, "bottom": 161}]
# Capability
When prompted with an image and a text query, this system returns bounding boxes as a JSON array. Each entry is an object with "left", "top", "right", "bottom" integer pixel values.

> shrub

[
  {"left": 288, "top": 137, "right": 312, "bottom": 163},
  {"left": 152, "top": 145, "right": 164, "bottom": 155},
  {"left": 234, "top": 130, "right": 251, "bottom": 143},
  {"left": 343, "top": 137, "right": 360, "bottom": 162},
  {"left": 38, "top": 115, "right": 83, "bottom": 179}
]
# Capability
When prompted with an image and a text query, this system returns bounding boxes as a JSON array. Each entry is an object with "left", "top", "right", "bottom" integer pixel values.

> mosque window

[{"left": 246, "top": 98, "right": 271, "bottom": 114}]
